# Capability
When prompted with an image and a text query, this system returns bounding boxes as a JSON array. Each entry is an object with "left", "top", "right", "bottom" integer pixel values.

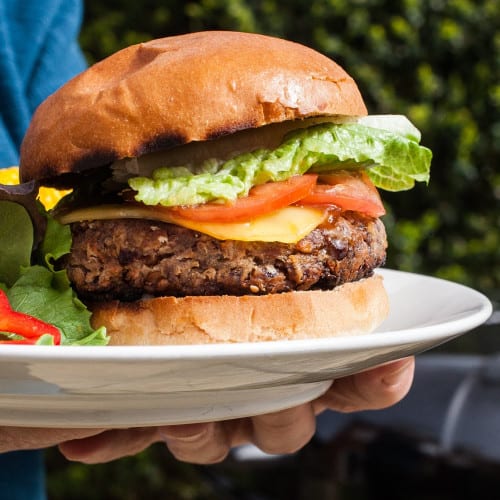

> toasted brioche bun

[
  {"left": 19, "top": 31, "right": 367, "bottom": 186},
  {"left": 90, "top": 275, "right": 388, "bottom": 345},
  {"left": 20, "top": 31, "right": 388, "bottom": 346}
]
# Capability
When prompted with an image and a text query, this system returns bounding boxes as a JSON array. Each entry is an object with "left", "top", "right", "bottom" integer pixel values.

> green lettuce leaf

[
  {"left": 0, "top": 201, "right": 33, "bottom": 287},
  {"left": 0, "top": 202, "right": 108, "bottom": 346},
  {"left": 303, "top": 124, "right": 432, "bottom": 191},
  {"left": 6, "top": 266, "right": 107, "bottom": 346},
  {"left": 356, "top": 114, "right": 422, "bottom": 142},
  {"left": 129, "top": 116, "right": 432, "bottom": 206}
]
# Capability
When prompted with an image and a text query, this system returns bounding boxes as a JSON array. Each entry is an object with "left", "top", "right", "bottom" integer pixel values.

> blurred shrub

[
  {"left": 80, "top": 0, "right": 499, "bottom": 296},
  {"left": 46, "top": 443, "right": 222, "bottom": 499}
]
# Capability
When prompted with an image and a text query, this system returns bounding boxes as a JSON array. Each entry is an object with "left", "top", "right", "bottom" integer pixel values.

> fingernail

[{"left": 159, "top": 423, "right": 210, "bottom": 443}]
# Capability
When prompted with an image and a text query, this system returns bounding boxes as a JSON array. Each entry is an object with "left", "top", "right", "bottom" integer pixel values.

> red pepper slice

[{"left": 0, "top": 290, "right": 61, "bottom": 345}]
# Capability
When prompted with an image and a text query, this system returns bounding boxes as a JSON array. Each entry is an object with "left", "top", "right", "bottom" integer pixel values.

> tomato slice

[
  {"left": 168, "top": 174, "right": 318, "bottom": 222},
  {"left": 298, "top": 171, "right": 386, "bottom": 217}
]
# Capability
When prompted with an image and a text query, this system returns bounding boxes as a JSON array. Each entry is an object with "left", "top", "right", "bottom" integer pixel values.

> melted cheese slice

[{"left": 57, "top": 204, "right": 326, "bottom": 243}]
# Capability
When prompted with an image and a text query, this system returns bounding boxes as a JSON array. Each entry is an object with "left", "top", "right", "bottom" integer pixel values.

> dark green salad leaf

[
  {"left": 0, "top": 201, "right": 33, "bottom": 288},
  {"left": 0, "top": 195, "right": 108, "bottom": 346}
]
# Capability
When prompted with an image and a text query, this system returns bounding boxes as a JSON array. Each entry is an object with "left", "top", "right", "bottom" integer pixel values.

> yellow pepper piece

[{"left": 0, "top": 166, "right": 70, "bottom": 209}]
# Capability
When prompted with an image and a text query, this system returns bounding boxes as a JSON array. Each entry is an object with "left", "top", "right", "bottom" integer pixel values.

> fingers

[
  {"left": 58, "top": 427, "right": 160, "bottom": 464},
  {"left": 159, "top": 422, "right": 233, "bottom": 464},
  {"left": 0, "top": 427, "right": 105, "bottom": 453},
  {"left": 314, "top": 356, "right": 415, "bottom": 414},
  {"left": 250, "top": 404, "right": 316, "bottom": 455},
  {"left": 160, "top": 403, "right": 317, "bottom": 464}
]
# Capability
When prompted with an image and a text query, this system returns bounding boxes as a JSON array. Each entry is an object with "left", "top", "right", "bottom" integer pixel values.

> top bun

[{"left": 20, "top": 31, "right": 367, "bottom": 186}]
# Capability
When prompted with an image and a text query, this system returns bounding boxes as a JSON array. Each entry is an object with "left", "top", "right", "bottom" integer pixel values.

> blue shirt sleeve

[
  {"left": 0, "top": 0, "right": 87, "bottom": 167},
  {"left": 0, "top": 450, "right": 47, "bottom": 500},
  {"left": 0, "top": 1, "right": 87, "bottom": 498}
]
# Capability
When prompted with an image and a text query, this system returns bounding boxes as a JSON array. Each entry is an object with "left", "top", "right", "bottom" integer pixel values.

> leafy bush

[
  {"left": 46, "top": 444, "right": 222, "bottom": 499},
  {"left": 80, "top": 0, "right": 499, "bottom": 297}
]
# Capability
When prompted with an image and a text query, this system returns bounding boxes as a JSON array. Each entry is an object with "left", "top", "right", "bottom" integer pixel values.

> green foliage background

[{"left": 45, "top": 1, "right": 499, "bottom": 499}]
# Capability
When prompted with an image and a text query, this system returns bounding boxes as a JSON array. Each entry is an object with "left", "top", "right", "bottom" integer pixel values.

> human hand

[{"left": 57, "top": 356, "right": 414, "bottom": 464}]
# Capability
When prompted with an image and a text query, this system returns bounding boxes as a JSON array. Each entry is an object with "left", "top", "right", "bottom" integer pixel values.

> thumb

[{"left": 313, "top": 356, "right": 415, "bottom": 414}]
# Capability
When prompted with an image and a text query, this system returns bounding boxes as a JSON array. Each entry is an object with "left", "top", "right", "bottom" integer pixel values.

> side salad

[{"left": 0, "top": 172, "right": 107, "bottom": 345}]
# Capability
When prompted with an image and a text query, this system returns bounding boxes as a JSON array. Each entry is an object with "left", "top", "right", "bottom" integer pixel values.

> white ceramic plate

[{"left": 0, "top": 270, "right": 492, "bottom": 428}]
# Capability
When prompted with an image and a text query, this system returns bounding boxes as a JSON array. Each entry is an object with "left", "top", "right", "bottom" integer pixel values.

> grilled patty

[{"left": 63, "top": 211, "right": 387, "bottom": 302}]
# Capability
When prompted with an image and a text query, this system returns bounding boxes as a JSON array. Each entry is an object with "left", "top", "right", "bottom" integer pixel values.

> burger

[{"left": 18, "top": 31, "right": 431, "bottom": 345}]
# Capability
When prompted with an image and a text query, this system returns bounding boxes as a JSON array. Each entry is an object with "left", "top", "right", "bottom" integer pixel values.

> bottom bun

[{"left": 90, "top": 274, "right": 389, "bottom": 345}]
